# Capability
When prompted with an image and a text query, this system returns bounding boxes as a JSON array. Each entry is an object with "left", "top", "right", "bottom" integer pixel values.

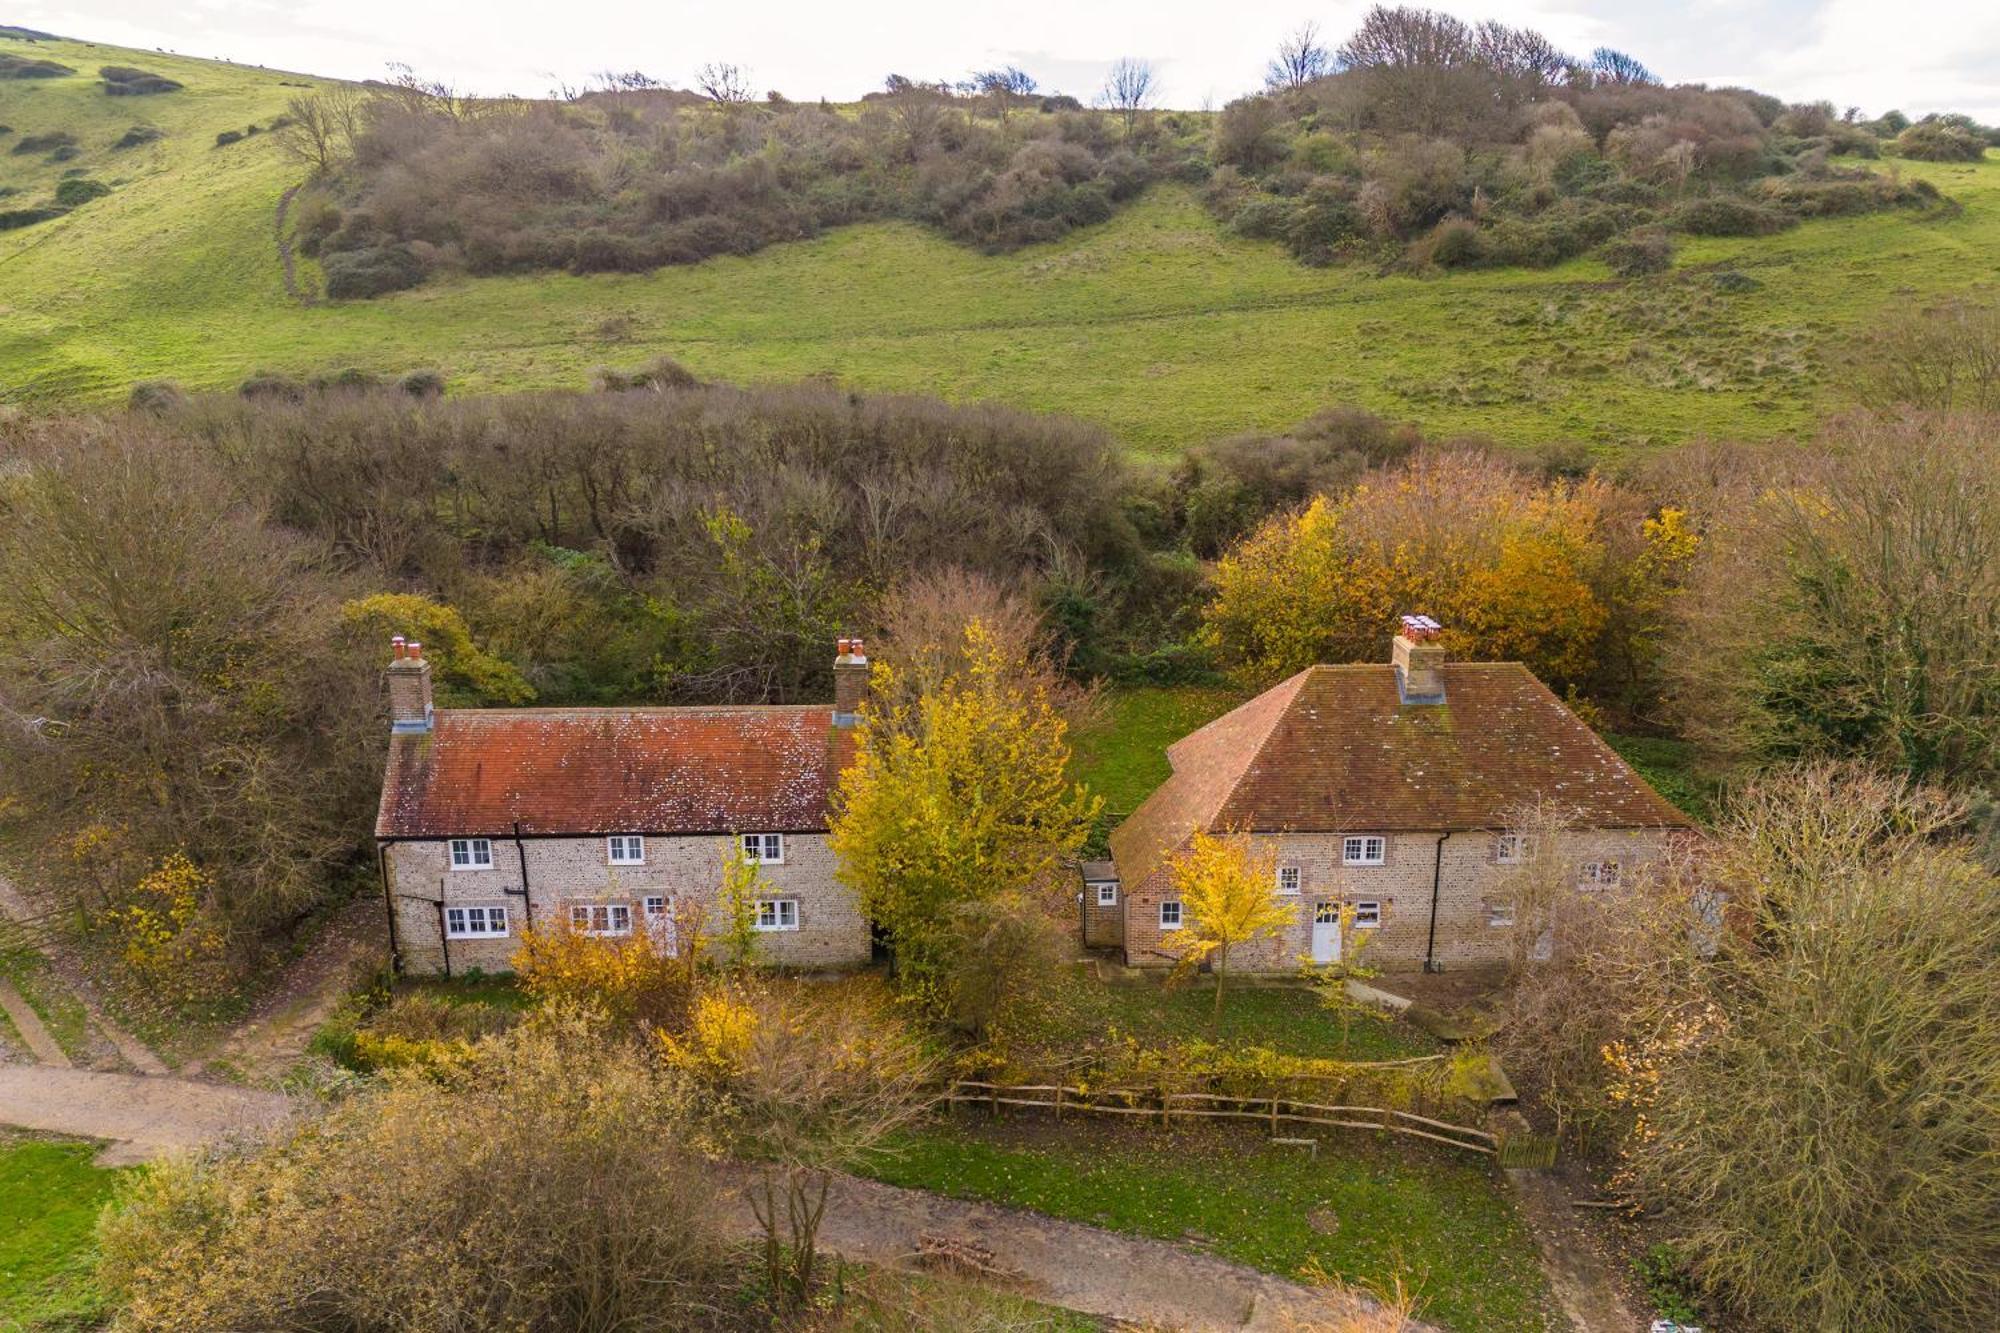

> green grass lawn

[
  {"left": 0, "top": 1135, "right": 123, "bottom": 1331},
  {"left": 5, "top": 34, "right": 1998, "bottom": 454},
  {"left": 1069, "top": 685, "right": 1244, "bottom": 816},
  {"left": 867, "top": 1119, "right": 1551, "bottom": 1332},
  {"left": 1006, "top": 963, "right": 1439, "bottom": 1064}
]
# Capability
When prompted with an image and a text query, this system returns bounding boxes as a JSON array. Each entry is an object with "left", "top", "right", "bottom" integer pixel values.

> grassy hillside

[{"left": 4, "top": 32, "right": 1997, "bottom": 454}]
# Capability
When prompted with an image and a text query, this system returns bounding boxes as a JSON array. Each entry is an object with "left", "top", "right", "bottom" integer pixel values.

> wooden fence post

[
  {"left": 1270, "top": 1096, "right": 1280, "bottom": 1134},
  {"left": 990, "top": 1085, "right": 999, "bottom": 1120}
]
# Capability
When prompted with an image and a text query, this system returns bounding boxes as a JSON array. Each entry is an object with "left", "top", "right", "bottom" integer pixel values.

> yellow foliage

[
  {"left": 349, "top": 1030, "right": 478, "bottom": 1075},
  {"left": 1167, "top": 829, "right": 1295, "bottom": 1018},
  {"left": 657, "top": 989, "right": 760, "bottom": 1079},
  {"left": 104, "top": 852, "right": 231, "bottom": 1006},
  {"left": 830, "top": 618, "right": 1099, "bottom": 1007},
  {"left": 512, "top": 924, "right": 692, "bottom": 1032},
  {"left": 340, "top": 591, "right": 535, "bottom": 706},
  {"left": 1202, "top": 456, "right": 1619, "bottom": 688}
]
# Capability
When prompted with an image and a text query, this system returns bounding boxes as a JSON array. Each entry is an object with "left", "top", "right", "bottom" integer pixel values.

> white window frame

[
  {"left": 1094, "top": 882, "right": 1118, "bottom": 907},
  {"left": 1342, "top": 835, "right": 1386, "bottom": 867},
  {"left": 753, "top": 898, "right": 799, "bottom": 932},
  {"left": 1276, "top": 865, "right": 1302, "bottom": 896},
  {"left": 569, "top": 902, "right": 633, "bottom": 937},
  {"left": 1487, "top": 899, "right": 1516, "bottom": 928},
  {"left": 1495, "top": 833, "right": 1526, "bottom": 865},
  {"left": 607, "top": 834, "right": 646, "bottom": 866},
  {"left": 742, "top": 833, "right": 785, "bottom": 865},
  {"left": 444, "top": 904, "right": 509, "bottom": 939},
  {"left": 1159, "top": 900, "right": 1184, "bottom": 931},
  {"left": 643, "top": 895, "right": 667, "bottom": 918},
  {"left": 448, "top": 837, "right": 494, "bottom": 871},
  {"left": 1578, "top": 860, "right": 1622, "bottom": 890},
  {"left": 1352, "top": 900, "right": 1382, "bottom": 929}
]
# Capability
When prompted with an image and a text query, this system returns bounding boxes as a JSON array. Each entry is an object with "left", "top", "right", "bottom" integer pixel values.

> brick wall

[
  {"left": 1081, "top": 879, "right": 1125, "bottom": 949},
  {"left": 384, "top": 831, "right": 869, "bottom": 975},
  {"left": 1118, "top": 828, "right": 1673, "bottom": 973}
]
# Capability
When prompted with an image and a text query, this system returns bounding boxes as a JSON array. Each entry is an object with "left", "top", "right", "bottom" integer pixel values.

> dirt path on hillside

[
  {"left": 717, "top": 1167, "right": 1430, "bottom": 1332},
  {"left": 0, "top": 979, "right": 70, "bottom": 1067},
  {"left": 182, "top": 896, "right": 387, "bottom": 1084},
  {"left": 1491, "top": 1111, "right": 1639, "bottom": 1333},
  {"left": 0, "top": 871, "right": 168, "bottom": 1074}
]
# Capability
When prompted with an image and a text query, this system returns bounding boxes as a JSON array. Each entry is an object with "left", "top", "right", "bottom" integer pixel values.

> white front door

[{"left": 1310, "top": 901, "right": 1341, "bottom": 964}]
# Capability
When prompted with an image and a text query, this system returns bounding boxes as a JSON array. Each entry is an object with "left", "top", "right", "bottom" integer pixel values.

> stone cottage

[
  {"left": 1104, "top": 617, "right": 1691, "bottom": 973},
  {"left": 374, "top": 636, "right": 875, "bottom": 976}
]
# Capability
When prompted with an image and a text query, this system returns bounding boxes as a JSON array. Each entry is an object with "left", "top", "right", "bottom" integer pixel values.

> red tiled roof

[
  {"left": 1110, "top": 663, "right": 1690, "bottom": 889},
  {"left": 377, "top": 707, "right": 854, "bottom": 838}
]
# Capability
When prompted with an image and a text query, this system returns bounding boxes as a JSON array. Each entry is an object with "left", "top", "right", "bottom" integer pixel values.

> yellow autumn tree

[
  {"left": 829, "top": 619, "right": 1099, "bottom": 1013},
  {"left": 1202, "top": 452, "right": 1614, "bottom": 689},
  {"left": 1169, "top": 829, "right": 1295, "bottom": 1020},
  {"left": 340, "top": 592, "right": 535, "bottom": 706}
]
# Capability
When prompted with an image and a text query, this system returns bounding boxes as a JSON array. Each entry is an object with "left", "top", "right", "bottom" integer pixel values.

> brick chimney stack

[
  {"left": 386, "top": 636, "right": 435, "bottom": 734},
  {"left": 1391, "top": 615, "right": 1446, "bottom": 705},
  {"left": 832, "top": 637, "right": 870, "bottom": 727}
]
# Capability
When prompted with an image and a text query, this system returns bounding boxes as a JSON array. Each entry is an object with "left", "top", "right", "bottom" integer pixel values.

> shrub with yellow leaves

[
  {"left": 511, "top": 921, "right": 694, "bottom": 1034},
  {"left": 103, "top": 852, "right": 231, "bottom": 1006}
]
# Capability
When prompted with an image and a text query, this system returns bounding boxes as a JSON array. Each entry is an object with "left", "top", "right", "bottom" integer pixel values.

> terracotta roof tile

[
  {"left": 377, "top": 707, "right": 853, "bottom": 838},
  {"left": 1110, "top": 663, "right": 1688, "bottom": 888}
]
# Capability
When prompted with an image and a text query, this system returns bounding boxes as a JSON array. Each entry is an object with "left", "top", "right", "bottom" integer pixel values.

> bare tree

[
  {"left": 379, "top": 62, "right": 461, "bottom": 119},
  {"left": 271, "top": 86, "right": 363, "bottom": 177},
  {"left": 594, "top": 69, "right": 663, "bottom": 93},
  {"left": 1098, "top": 57, "right": 1158, "bottom": 134},
  {"left": 1588, "top": 47, "right": 1656, "bottom": 86},
  {"left": 1337, "top": 6, "right": 1476, "bottom": 70},
  {"left": 695, "top": 61, "right": 753, "bottom": 105},
  {"left": 967, "top": 65, "right": 1037, "bottom": 122},
  {"left": 1472, "top": 20, "right": 1573, "bottom": 86},
  {"left": 1265, "top": 21, "right": 1331, "bottom": 91}
]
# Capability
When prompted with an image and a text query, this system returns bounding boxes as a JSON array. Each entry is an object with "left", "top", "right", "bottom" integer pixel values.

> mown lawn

[
  {"left": 6, "top": 33, "right": 1998, "bottom": 454},
  {"left": 1004, "top": 963, "right": 1440, "bottom": 1064},
  {"left": 0, "top": 1136, "right": 123, "bottom": 1332},
  {"left": 867, "top": 1118, "right": 1552, "bottom": 1333}
]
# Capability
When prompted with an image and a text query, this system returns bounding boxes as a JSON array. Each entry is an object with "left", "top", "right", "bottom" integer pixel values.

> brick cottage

[
  {"left": 374, "top": 637, "right": 876, "bottom": 976},
  {"left": 1097, "top": 617, "right": 1691, "bottom": 973}
]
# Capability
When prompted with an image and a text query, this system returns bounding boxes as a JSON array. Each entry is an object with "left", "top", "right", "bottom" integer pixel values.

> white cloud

[{"left": 19, "top": 0, "right": 2000, "bottom": 120}]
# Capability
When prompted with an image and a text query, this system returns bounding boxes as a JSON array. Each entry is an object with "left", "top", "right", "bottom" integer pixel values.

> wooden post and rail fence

[{"left": 942, "top": 1079, "right": 1506, "bottom": 1156}]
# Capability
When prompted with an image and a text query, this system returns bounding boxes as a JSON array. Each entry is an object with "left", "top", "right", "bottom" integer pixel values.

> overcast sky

[{"left": 24, "top": 0, "right": 2000, "bottom": 122}]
